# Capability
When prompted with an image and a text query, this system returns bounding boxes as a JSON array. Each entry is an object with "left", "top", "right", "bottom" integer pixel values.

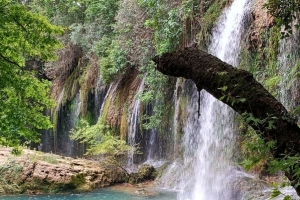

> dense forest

[{"left": 1, "top": 0, "right": 300, "bottom": 199}]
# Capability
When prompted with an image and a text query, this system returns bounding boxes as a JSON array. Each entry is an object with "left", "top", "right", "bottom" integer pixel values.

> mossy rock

[
  {"left": 19, "top": 173, "right": 89, "bottom": 194},
  {"left": 128, "top": 164, "right": 156, "bottom": 184}
]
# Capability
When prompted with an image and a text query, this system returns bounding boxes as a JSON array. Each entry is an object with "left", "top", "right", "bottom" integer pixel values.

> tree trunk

[{"left": 153, "top": 47, "right": 300, "bottom": 195}]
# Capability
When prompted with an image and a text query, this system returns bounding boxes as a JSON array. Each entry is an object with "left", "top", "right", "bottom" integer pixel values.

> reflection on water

[{"left": 0, "top": 188, "right": 176, "bottom": 200}]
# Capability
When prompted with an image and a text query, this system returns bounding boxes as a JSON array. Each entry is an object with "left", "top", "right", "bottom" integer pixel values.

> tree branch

[
  {"left": 0, "top": 52, "right": 22, "bottom": 68},
  {"left": 153, "top": 47, "right": 300, "bottom": 195}
]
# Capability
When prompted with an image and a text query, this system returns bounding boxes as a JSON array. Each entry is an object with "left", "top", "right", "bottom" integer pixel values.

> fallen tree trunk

[{"left": 153, "top": 47, "right": 300, "bottom": 195}]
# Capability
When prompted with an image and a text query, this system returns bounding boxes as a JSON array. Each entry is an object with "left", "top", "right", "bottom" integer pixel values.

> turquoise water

[{"left": 0, "top": 188, "right": 176, "bottom": 200}]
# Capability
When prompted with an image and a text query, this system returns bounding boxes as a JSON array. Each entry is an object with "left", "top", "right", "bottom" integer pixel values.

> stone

[{"left": 0, "top": 148, "right": 127, "bottom": 194}]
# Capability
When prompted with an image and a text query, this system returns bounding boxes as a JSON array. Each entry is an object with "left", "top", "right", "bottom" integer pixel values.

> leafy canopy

[
  {"left": 0, "top": 0, "right": 63, "bottom": 146},
  {"left": 264, "top": 0, "right": 300, "bottom": 37}
]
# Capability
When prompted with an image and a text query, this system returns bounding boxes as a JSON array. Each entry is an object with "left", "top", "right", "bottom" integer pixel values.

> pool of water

[{"left": 0, "top": 188, "right": 176, "bottom": 200}]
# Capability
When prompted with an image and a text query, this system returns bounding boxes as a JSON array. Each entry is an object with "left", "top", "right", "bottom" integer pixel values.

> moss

[
  {"left": 69, "top": 173, "right": 86, "bottom": 189},
  {"left": 120, "top": 108, "right": 128, "bottom": 140},
  {"left": 62, "top": 65, "right": 81, "bottom": 104},
  {"left": 128, "top": 164, "right": 156, "bottom": 184},
  {"left": 84, "top": 111, "right": 94, "bottom": 125},
  {"left": 237, "top": 124, "right": 272, "bottom": 173},
  {"left": 28, "top": 153, "right": 59, "bottom": 164},
  {"left": 99, "top": 94, "right": 111, "bottom": 125},
  {"left": 19, "top": 173, "right": 88, "bottom": 194},
  {"left": 262, "top": 26, "right": 281, "bottom": 78},
  {"left": 265, "top": 76, "right": 280, "bottom": 96},
  {"left": 239, "top": 25, "right": 281, "bottom": 95},
  {"left": 0, "top": 161, "right": 23, "bottom": 194},
  {"left": 197, "top": 0, "right": 231, "bottom": 49}
]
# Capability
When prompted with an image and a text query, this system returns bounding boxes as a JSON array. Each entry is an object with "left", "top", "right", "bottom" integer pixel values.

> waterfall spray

[{"left": 159, "top": 0, "right": 253, "bottom": 199}]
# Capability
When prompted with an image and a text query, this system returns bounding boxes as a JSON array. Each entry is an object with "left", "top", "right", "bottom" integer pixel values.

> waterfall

[
  {"left": 55, "top": 91, "right": 83, "bottom": 157},
  {"left": 142, "top": 102, "right": 168, "bottom": 168},
  {"left": 277, "top": 23, "right": 300, "bottom": 111},
  {"left": 95, "top": 76, "right": 109, "bottom": 121},
  {"left": 172, "top": 79, "right": 182, "bottom": 159},
  {"left": 127, "top": 78, "right": 145, "bottom": 171},
  {"left": 181, "top": 0, "right": 252, "bottom": 199},
  {"left": 159, "top": 0, "right": 253, "bottom": 199},
  {"left": 271, "top": 18, "right": 300, "bottom": 199}
]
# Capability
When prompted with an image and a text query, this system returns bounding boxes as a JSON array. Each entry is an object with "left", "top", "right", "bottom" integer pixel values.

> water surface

[{"left": 0, "top": 188, "right": 176, "bottom": 200}]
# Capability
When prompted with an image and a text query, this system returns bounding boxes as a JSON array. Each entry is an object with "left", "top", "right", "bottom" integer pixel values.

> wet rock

[
  {"left": 247, "top": 0, "right": 275, "bottom": 50},
  {"left": 128, "top": 164, "right": 156, "bottom": 184},
  {"left": 134, "top": 188, "right": 148, "bottom": 196}
]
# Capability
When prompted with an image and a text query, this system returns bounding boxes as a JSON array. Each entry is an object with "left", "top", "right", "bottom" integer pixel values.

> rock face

[
  {"left": 128, "top": 164, "right": 156, "bottom": 184},
  {"left": 248, "top": 0, "right": 274, "bottom": 50},
  {"left": 0, "top": 148, "right": 127, "bottom": 194}
]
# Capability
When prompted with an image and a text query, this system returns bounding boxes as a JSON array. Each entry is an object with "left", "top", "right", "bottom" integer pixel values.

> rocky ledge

[{"left": 0, "top": 148, "right": 130, "bottom": 195}]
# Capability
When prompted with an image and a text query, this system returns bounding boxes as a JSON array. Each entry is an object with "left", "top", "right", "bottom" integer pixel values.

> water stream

[
  {"left": 55, "top": 91, "right": 83, "bottom": 157},
  {"left": 277, "top": 22, "right": 300, "bottom": 110},
  {"left": 159, "top": 0, "right": 253, "bottom": 199},
  {"left": 127, "top": 78, "right": 145, "bottom": 171}
]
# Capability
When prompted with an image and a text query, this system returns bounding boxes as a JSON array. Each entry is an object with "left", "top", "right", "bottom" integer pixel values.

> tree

[
  {"left": 0, "top": 0, "right": 63, "bottom": 147},
  {"left": 153, "top": 47, "right": 300, "bottom": 195}
]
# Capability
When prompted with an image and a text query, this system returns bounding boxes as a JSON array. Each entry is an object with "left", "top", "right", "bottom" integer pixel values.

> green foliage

[
  {"left": 263, "top": 26, "right": 281, "bottom": 77},
  {"left": 99, "top": 40, "right": 128, "bottom": 83},
  {"left": 240, "top": 26, "right": 281, "bottom": 95},
  {"left": 270, "top": 187, "right": 293, "bottom": 199},
  {"left": 263, "top": 0, "right": 300, "bottom": 38},
  {"left": 239, "top": 50, "right": 262, "bottom": 78},
  {"left": 29, "top": 152, "right": 59, "bottom": 164},
  {"left": 287, "top": 58, "right": 300, "bottom": 90},
  {"left": 31, "top": 0, "right": 120, "bottom": 56},
  {"left": 140, "top": 61, "right": 171, "bottom": 131},
  {"left": 269, "top": 155, "right": 300, "bottom": 187},
  {"left": 85, "top": 0, "right": 120, "bottom": 33},
  {"left": 70, "top": 0, "right": 120, "bottom": 53},
  {"left": 69, "top": 173, "right": 86, "bottom": 188},
  {"left": 11, "top": 146, "right": 22, "bottom": 156},
  {"left": 70, "top": 23, "right": 102, "bottom": 53},
  {"left": 197, "top": 0, "right": 229, "bottom": 49},
  {"left": 182, "top": 0, "right": 198, "bottom": 19},
  {"left": 0, "top": 0, "right": 63, "bottom": 147},
  {"left": 0, "top": 159, "right": 23, "bottom": 194},
  {"left": 241, "top": 112, "right": 277, "bottom": 130},
  {"left": 138, "top": 0, "right": 183, "bottom": 55},
  {"left": 239, "top": 127, "right": 275, "bottom": 171},
  {"left": 268, "top": 155, "right": 300, "bottom": 199},
  {"left": 70, "top": 119, "right": 131, "bottom": 157},
  {"left": 265, "top": 76, "right": 280, "bottom": 95},
  {"left": 238, "top": 112, "right": 278, "bottom": 171},
  {"left": 218, "top": 85, "right": 247, "bottom": 106},
  {"left": 29, "top": 0, "right": 86, "bottom": 26}
]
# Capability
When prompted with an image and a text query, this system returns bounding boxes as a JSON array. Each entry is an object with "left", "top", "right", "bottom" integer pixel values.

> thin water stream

[{"left": 127, "top": 78, "right": 145, "bottom": 171}]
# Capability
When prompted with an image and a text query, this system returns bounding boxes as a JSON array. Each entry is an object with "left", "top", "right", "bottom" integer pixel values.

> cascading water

[
  {"left": 172, "top": 79, "right": 182, "bottom": 159},
  {"left": 159, "top": 0, "right": 253, "bottom": 199},
  {"left": 127, "top": 78, "right": 145, "bottom": 170},
  {"left": 142, "top": 102, "right": 167, "bottom": 168},
  {"left": 277, "top": 22, "right": 300, "bottom": 110},
  {"left": 55, "top": 91, "right": 83, "bottom": 157},
  {"left": 95, "top": 76, "right": 109, "bottom": 121}
]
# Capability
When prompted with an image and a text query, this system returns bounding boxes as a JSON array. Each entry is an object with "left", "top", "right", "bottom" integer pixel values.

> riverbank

[{"left": 0, "top": 147, "right": 128, "bottom": 195}]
